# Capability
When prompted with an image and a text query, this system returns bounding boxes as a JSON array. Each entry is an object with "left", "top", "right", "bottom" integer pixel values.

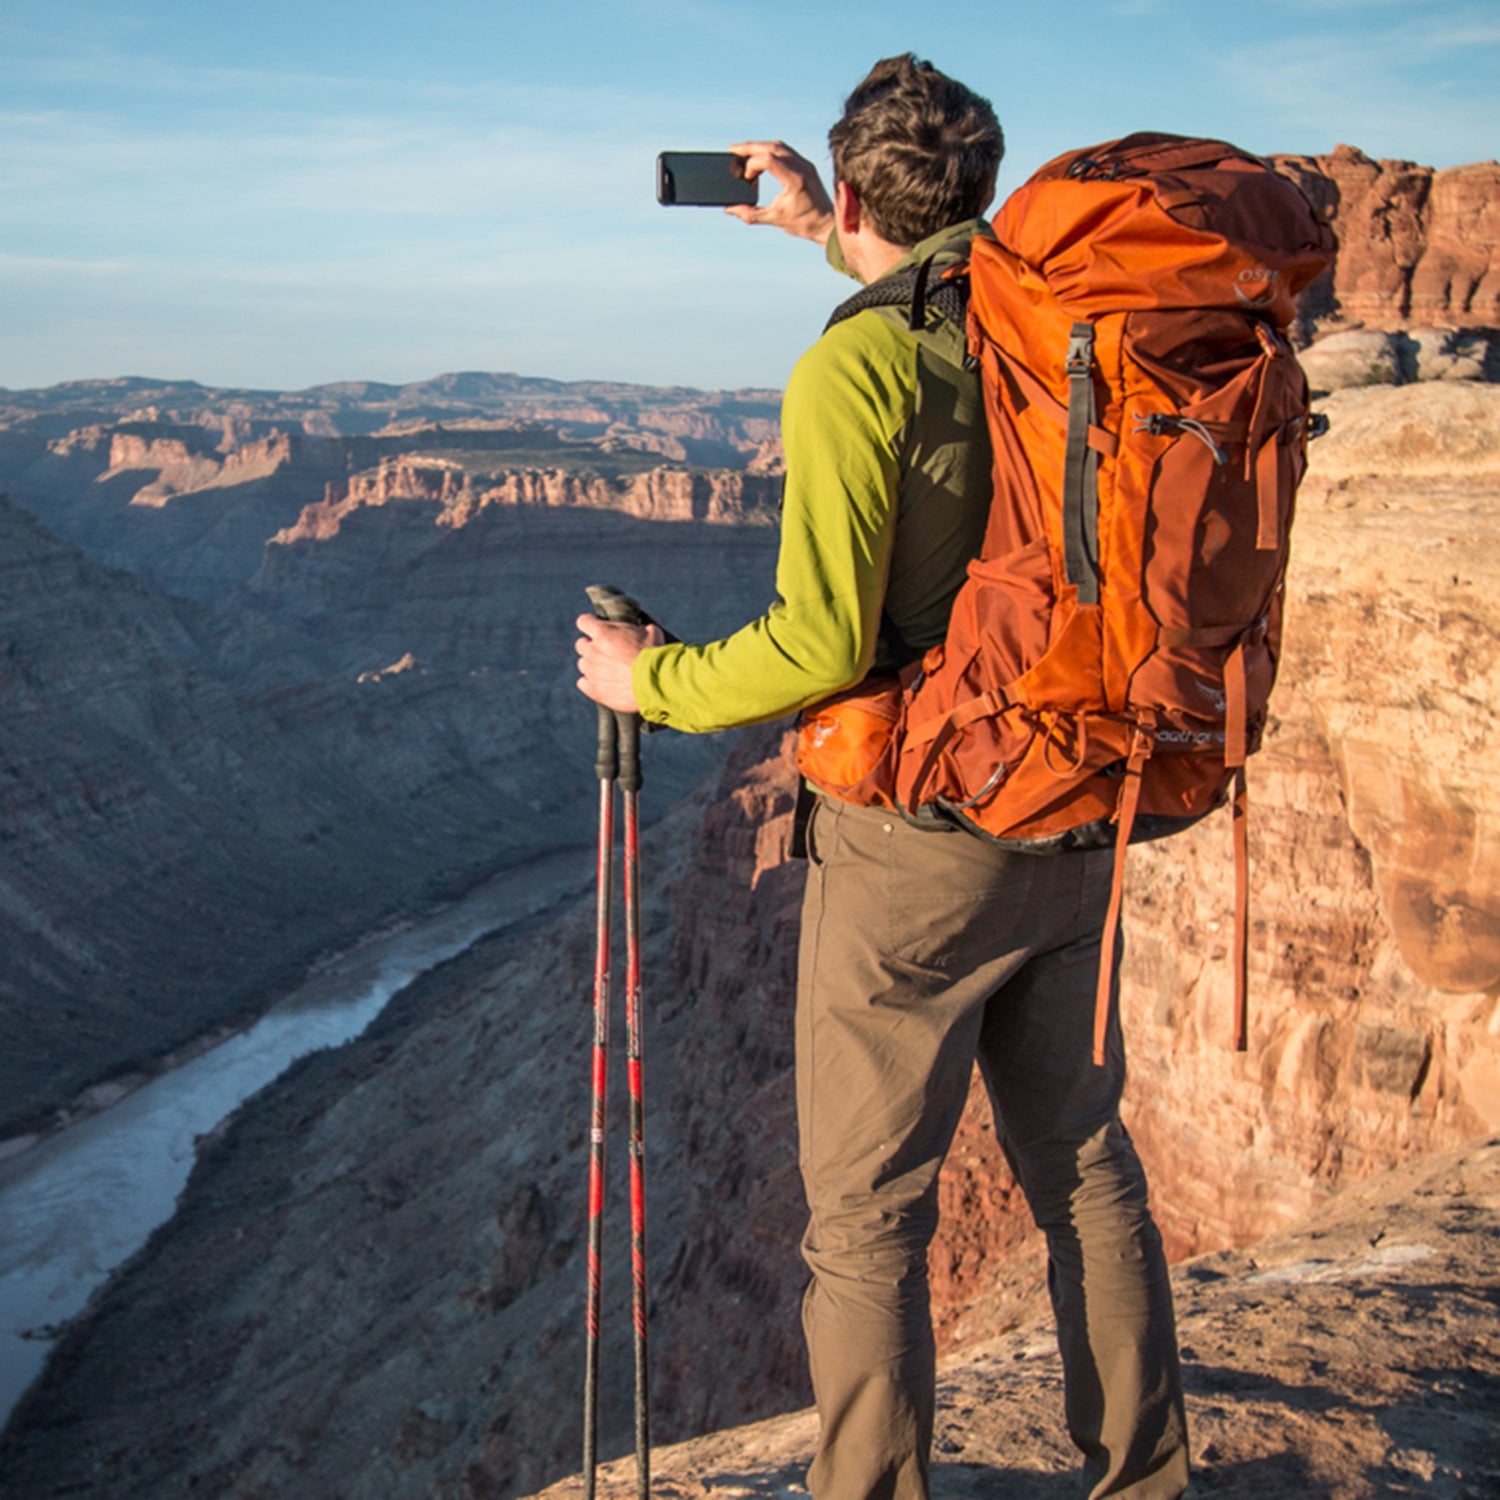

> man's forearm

[{"left": 632, "top": 590, "right": 876, "bottom": 733}]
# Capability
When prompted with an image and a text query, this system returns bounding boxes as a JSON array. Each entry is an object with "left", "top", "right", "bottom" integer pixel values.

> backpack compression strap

[{"left": 1063, "top": 324, "right": 1102, "bottom": 605}]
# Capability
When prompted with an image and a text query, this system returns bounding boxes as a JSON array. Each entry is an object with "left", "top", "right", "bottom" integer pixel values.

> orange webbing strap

[
  {"left": 1245, "top": 335, "right": 1281, "bottom": 552},
  {"left": 1092, "top": 719, "right": 1155, "bottom": 1067},
  {"left": 1255, "top": 432, "right": 1281, "bottom": 551},
  {"left": 1232, "top": 765, "right": 1249, "bottom": 1051},
  {"left": 1223, "top": 638, "right": 1249, "bottom": 773},
  {"left": 1178, "top": 632, "right": 1253, "bottom": 1053},
  {"left": 1221, "top": 626, "right": 1260, "bottom": 1051}
]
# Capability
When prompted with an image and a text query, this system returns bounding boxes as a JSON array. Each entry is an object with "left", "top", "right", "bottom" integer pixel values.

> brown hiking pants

[{"left": 796, "top": 799, "right": 1189, "bottom": 1500}]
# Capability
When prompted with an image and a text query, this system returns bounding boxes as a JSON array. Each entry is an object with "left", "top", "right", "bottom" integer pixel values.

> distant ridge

[{"left": 0, "top": 371, "right": 785, "bottom": 424}]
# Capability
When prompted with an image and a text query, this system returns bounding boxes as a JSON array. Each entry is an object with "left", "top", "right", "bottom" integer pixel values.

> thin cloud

[{"left": 1211, "top": 13, "right": 1499, "bottom": 163}]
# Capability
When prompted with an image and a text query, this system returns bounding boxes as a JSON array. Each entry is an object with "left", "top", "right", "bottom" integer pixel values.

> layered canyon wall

[
  {"left": 0, "top": 490, "right": 772, "bottom": 1138},
  {"left": 1270, "top": 146, "right": 1500, "bottom": 335},
  {"left": 1269, "top": 146, "right": 1500, "bottom": 392},
  {"left": 0, "top": 374, "right": 784, "bottom": 1139}
]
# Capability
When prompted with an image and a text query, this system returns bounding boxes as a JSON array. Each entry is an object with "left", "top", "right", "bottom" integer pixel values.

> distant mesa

[{"left": 0, "top": 373, "right": 785, "bottom": 599}]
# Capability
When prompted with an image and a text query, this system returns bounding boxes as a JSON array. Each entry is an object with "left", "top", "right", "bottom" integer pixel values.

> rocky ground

[{"left": 537, "top": 1137, "right": 1500, "bottom": 1500}]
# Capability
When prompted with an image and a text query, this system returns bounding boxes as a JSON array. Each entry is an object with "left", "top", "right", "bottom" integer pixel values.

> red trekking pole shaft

[
  {"left": 582, "top": 585, "right": 651, "bottom": 1500},
  {"left": 583, "top": 703, "right": 615, "bottom": 1500},
  {"left": 619, "top": 721, "right": 649, "bottom": 1500}
]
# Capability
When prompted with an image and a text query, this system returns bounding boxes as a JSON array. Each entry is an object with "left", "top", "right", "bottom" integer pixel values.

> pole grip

[
  {"left": 595, "top": 703, "right": 618, "bottom": 783},
  {"left": 586, "top": 584, "right": 648, "bottom": 628},
  {"left": 587, "top": 584, "right": 650, "bottom": 789},
  {"left": 617, "top": 714, "right": 642, "bottom": 795},
  {"left": 586, "top": 583, "right": 679, "bottom": 644}
]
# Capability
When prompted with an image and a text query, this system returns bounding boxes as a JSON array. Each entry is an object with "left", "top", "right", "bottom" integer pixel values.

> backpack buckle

[{"left": 1066, "top": 324, "right": 1094, "bottom": 374}]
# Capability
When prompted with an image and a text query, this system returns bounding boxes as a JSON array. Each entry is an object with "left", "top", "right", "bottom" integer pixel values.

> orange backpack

[{"left": 796, "top": 134, "right": 1337, "bottom": 1061}]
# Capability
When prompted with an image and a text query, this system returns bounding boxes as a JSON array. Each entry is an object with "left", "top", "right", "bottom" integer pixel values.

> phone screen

[{"left": 657, "top": 152, "right": 757, "bottom": 207}]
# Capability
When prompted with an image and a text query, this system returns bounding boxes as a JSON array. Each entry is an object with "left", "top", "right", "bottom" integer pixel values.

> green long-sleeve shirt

[{"left": 632, "top": 218, "right": 993, "bottom": 733}]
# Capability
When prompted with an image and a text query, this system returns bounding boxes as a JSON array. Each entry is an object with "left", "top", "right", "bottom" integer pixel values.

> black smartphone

[{"left": 656, "top": 152, "right": 757, "bottom": 207}]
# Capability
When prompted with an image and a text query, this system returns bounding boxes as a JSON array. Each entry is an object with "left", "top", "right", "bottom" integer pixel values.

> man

[{"left": 576, "top": 55, "right": 1189, "bottom": 1500}]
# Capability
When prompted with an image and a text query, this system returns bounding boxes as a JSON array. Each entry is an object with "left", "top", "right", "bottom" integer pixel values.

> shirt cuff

[{"left": 631, "top": 644, "right": 674, "bottom": 727}]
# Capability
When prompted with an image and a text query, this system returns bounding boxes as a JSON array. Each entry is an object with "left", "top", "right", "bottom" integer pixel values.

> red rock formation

[
  {"left": 1272, "top": 145, "right": 1500, "bottom": 333},
  {"left": 105, "top": 428, "right": 217, "bottom": 471},
  {"left": 746, "top": 435, "right": 786, "bottom": 477},
  {"left": 273, "top": 459, "right": 782, "bottom": 545}
]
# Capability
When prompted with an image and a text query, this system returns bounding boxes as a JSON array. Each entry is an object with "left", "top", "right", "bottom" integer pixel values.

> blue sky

[{"left": 3, "top": 0, "right": 1496, "bottom": 394}]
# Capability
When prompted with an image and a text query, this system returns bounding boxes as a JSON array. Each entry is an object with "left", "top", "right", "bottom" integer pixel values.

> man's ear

[{"left": 834, "top": 179, "right": 862, "bottom": 237}]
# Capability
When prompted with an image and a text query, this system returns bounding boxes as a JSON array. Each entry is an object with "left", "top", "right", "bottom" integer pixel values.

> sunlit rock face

[
  {"left": 1113, "top": 382, "right": 1500, "bottom": 1257},
  {"left": 0, "top": 376, "right": 782, "bottom": 599},
  {"left": 1271, "top": 145, "right": 1500, "bottom": 335},
  {"left": 272, "top": 459, "right": 780, "bottom": 543},
  {"left": 1267, "top": 147, "right": 1500, "bottom": 394}
]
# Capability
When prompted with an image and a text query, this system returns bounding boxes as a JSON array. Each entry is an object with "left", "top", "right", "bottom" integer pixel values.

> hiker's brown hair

[{"left": 828, "top": 54, "right": 1003, "bottom": 248}]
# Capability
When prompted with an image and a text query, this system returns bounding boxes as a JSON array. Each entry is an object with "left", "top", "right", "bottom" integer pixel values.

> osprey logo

[
  {"left": 1194, "top": 679, "right": 1228, "bottom": 714},
  {"left": 1235, "top": 265, "right": 1281, "bottom": 309}
]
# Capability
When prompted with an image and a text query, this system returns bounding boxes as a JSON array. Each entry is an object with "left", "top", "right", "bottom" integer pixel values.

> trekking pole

[
  {"left": 583, "top": 656, "right": 617, "bottom": 1500},
  {"left": 583, "top": 585, "right": 652, "bottom": 1500},
  {"left": 618, "top": 676, "right": 649, "bottom": 1500}
]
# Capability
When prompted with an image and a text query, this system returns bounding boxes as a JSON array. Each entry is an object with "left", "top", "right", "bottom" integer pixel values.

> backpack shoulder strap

[{"left": 825, "top": 255, "right": 970, "bottom": 336}]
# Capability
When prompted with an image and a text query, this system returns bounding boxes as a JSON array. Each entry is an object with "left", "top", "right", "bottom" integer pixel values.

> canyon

[
  {"left": 0, "top": 379, "right": 781, "bottom": 1142},
  {"left": 0, "top": 144, "right": 1497, "bottom": 1497}
]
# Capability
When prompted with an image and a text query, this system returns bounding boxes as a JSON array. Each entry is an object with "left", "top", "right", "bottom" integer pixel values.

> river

[{"left": 0, "top": 847, "right": 592, "bottom": 1426}]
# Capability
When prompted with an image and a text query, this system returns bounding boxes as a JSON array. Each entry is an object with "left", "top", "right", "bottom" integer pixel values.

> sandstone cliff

[
  {"left": 274, "top": 455, "right": 780, "bottom": 545},
  {"left": 1270, "top": 145, "right": 1500, "bottom": 335},
  {"left": 1115, "top": 381, "right": 1500, "bottom": 1257},
  {"left": 0, "top": 373, "right": 785, "bottom": 1135},
  {"left": 0, "top": 376, "right": 781, "bottom": 600},
  {"left": 1267, "top": 147, "right": 1500, "bottom": 393}
]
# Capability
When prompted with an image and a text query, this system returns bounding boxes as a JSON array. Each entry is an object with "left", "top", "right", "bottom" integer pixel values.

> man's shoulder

[
  {"left": 793, "top": 304, "right": 918, "bottom": 394},
  {"left": 784, "top": 310, "right": 920, "bottom": 442}
]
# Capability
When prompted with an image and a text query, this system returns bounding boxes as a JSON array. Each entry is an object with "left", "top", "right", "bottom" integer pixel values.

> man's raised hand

[{"left": 725, "top": 141, "right": 834, "bottom": 245}]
